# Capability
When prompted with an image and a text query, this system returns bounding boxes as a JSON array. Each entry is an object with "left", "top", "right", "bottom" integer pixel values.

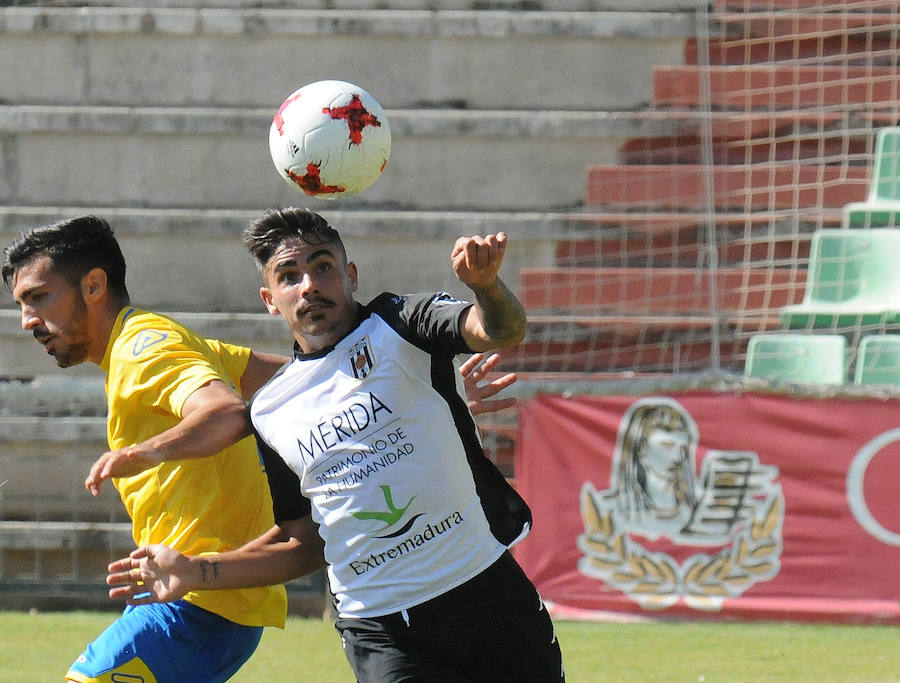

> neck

[
  {"left": 87, "top": 301, "right": 129, "bottom": 365},
  {"left": 293, "top": 302, "right": 363, "bottom": 355}
]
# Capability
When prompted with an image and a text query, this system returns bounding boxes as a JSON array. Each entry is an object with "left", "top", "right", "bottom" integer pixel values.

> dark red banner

[{"left": 514, "top": 391, "right": 900, "bottom": 624}]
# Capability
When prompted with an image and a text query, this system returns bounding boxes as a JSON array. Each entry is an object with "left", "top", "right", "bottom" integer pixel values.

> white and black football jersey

[{"left": 251, "top": 292, "right": 531, "bottom": 618}]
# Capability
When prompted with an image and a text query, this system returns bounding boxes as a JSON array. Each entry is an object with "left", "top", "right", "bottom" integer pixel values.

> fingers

[
  {"left": 458, "top": 352, "right": 485, "bottom": 379},
  {"left": 85, "top": 449, "right": 125, "bottom": 496},
  {"left": 478, "top": 396, "right": 517, "bottom": 412},
  {"left": 452, "top": 234, "right": 507, "bottom": 276},
  {"left": 464, "top": 233, "right": 505, "bottom": 270},
  {"left": 107, "top": 547, "right": 150, "bottom": 577},
  {"left": 476, "top": 353, "right": 503, "bottom": 376},
  {"left": 106, "top": 567, "right": 140, "bottom": 588},
  {"left": 461, "top": 352, "right": 502, "bottom": 382},
  {"left": 108, "top": 582, "right": 159, "bottom": 606},
  {"left": 107, "top": 557, "right": 132, "bottom": 574},
  {"left": 480, "top": 371, "right": 518, "bottom": 399},
  {"left": 84, "top": 457, "right": 106, "bottom": 497}
]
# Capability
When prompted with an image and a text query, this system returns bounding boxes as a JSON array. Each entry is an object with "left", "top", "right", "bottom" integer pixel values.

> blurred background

[{"left": 1, "top": 0, "right": 898, "bottom": 619}]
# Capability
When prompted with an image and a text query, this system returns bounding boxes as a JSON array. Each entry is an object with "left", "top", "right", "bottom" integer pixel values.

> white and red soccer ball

[{"left": 269, "top": 80, "right": 391, "bottom": 199}]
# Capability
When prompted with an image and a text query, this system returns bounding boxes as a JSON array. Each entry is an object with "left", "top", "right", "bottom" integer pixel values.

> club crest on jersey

[{"left": 349, "top": 336, "right": 375, "bottom": 379}]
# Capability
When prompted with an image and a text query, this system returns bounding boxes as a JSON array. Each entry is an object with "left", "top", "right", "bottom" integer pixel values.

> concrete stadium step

[
  {"left": 0, "top": 7, "right": 696, "bottom": 111},
  {"left": 23, "top": 1, "right": 710, "bottom": 8},
  {"left": 0, "top": 309, "right": 292, "bottom": 379},
  {"left": 585, "top": 164, "right": 869, "bottom": 210},
  {"left": 508, "top": 314, "right": 769, "bottom": 373},
  {"left": 0, "top": 106, "right": 667, "bottom": 212},
  {"left": 686, "top": 34, "right": 900, "bottom": 66},
  {"left": 13, "top": 1, "right": 709, "bottom": 9},
  {"left": 0, "top": 375, "right": 107, "bottom": 417},
  {"left": 714, "top": 10, "right": 900, "bottom": 39},
  {"left": 0, "top": 414, "right": 123, "bottom": 520},
  {"left": 617, "top": 115, "right": 875, "bottom": 165},
  {"left": 0, "top": 521, "right": 133, "bottom": 551},
  {"left": 713, "top": 0, "right": 896, "bottom": 10},
  {"left": 653, "top": 65, "right": 900, "bottom": 110},
  {"left": 550, "top": 209, "right": 836, "bottom": 268},
  {"left": 519, "top": 266, "right": 806, "bottom": 315},
  {"left": 0, "top": 206, "right": 591, "bottom": 314}
]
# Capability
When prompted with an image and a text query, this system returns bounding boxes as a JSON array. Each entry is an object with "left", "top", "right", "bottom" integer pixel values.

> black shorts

[{"left": 335, "top": 551, "right": 565, "bottom": 683}]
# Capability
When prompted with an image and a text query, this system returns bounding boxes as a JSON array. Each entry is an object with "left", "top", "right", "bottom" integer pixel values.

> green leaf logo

[{"left": 352, "top": 485, "right": 415, "bottom": 529}]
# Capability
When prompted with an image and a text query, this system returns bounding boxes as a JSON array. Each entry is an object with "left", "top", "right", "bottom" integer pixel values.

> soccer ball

[{"left": 269, "top": 80, "right": 391, "bottom": 199}]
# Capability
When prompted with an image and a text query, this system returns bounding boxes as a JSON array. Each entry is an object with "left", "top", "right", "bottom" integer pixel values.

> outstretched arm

[
  {"left": 85, "top": 379, "right": 250, "bottom": 496},
  {"left": 85, "top": 345, "right": 511, "bottom": 496},
  {"left": 452, "top": 232, "right": 526, "bottom": 352},
  {"left": 107, "top": 516, "right": 325, "bottom": 604}
]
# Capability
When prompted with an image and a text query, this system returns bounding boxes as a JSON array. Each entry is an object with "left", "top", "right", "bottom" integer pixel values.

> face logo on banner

[{"left": 577, "top": 397, "right": 784, "bottom": 611}]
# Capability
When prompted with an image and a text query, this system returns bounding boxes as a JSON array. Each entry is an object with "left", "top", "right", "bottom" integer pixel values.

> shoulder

[
  {"left": 368, "top": 292, "right": 471, "bottom": 353},
  {"left": 109, "top": 308, "right": 217, "bottom": 371},
  {"left": 367, "top": 291, "right": 469, "bottom": 322}
]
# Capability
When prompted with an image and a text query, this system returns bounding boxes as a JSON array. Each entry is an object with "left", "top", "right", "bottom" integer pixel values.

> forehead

[
  {"left": 11, "top": 255, "right": 68, "bottom": 297},
  {"left": 267, "top": 238, "right": 343, "bottom": 267}
]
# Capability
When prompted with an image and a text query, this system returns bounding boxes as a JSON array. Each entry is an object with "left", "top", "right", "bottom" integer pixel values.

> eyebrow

[
  {"left": 306, "top": 248, "right": 337, "bottom": 263},
  {"left": 271, "top": 248, "right": 337, "bottom": 272},
  {"left": 12, "top": 283, "right": 43, "bottom": 306}
]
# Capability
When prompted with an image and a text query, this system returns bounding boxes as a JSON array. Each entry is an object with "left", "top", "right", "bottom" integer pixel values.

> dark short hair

[
  {"left": 2, "top": 215, "right": 129, "bottom": 301},
  {"left": 242, "top": 207, "right": 345, "bottom": 270}
]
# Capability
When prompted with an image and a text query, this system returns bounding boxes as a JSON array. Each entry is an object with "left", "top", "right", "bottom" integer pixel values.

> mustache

[
  {"left": 32, "top": 328, "right": 50, "bottom": 342},
  {"left": 298, "top": 296, "right": 336, "bottom": 314}
]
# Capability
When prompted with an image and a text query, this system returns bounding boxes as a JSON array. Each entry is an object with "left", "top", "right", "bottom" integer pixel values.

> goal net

[{"left": 506, "top": 0, "right": 900, "bottom": 383}]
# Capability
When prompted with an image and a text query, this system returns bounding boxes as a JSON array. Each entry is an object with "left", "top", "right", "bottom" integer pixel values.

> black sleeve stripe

[{"left": 255, "top": 431, "right": 311, "bottom": 523}]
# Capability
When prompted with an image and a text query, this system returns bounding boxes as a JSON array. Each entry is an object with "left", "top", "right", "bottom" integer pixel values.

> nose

[
  {"left": 299, "top": 272, "right": 317, "bottom": 297},
  {"left": 20, "top": 305, "right": 41, "bottom": 331}
]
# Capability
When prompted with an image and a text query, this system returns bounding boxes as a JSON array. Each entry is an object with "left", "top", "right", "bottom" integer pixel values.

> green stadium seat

[
  {"left": 843, "top": 127, "right": 900, "bottom": 228},
  {"left": 745, "top": 333, "right": 847, "bottom": 385},
  {"left": 780, "top": 229, "right": 900, "bottom": 328},
  {"left": 853, "top": 335, "right": 900, "bottom": 386}
]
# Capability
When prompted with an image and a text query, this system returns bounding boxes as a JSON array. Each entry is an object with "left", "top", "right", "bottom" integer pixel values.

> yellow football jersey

[{"left": 100, "top": 307, "right": 287, "bottom": 628}]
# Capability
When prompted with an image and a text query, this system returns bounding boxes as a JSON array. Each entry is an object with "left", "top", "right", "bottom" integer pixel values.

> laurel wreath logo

[{"left": 577, "top": 484, "right": 783, "bottom": 610}]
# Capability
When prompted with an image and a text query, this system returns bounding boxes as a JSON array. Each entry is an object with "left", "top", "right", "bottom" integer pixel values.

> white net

[{"left": 507, "top": 0, "right": 900, "bottom": 385}]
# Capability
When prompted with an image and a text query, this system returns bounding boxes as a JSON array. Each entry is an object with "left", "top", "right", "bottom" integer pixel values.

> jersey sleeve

[
  {"left": 371, "top": 291, "right": 473, "bottom": 355},
  {"left": 205, "top": 338, "right": 251, "bottom": 394},
  {"left": 255, "top": 432, "right": 312, "bottom": 523},
  {"left": 111, "top": 328, "right": 229, "bottom": 419}
]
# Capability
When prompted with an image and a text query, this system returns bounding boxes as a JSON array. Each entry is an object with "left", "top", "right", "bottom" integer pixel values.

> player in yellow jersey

[
  {"left": 2, "top": 216, "right": 293, "bottom": 682},
  {"left": 3, "top": 214, "right": 519, "bottom": 682}
]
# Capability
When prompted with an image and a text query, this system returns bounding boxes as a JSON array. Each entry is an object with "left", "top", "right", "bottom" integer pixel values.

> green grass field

[{"left": 3, "top": 610, "right": 898, "bottom": 682}]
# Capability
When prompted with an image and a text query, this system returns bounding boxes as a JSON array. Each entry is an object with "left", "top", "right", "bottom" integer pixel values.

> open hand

[
  {"left": 107, "top": 544, "right": 192, "bottom": 605},
  {"left": 460, "top": 352, "right": 518, "bottom": 415}
]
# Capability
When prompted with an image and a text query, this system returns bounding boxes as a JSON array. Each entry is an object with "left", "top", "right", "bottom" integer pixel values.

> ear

[
  {"left": 347, "top": 261, "right": 358, "bottom": 293},
  {"left": 259, "top": 286, "right": 280, "bottom": 316},
  {"left": 81, "top": 268, "right": 108, "bottom": 303}
]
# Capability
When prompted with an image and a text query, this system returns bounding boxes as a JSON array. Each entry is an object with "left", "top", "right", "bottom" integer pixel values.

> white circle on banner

[{"left": 847, "top": 428, "right": 900, "bottom": 546}]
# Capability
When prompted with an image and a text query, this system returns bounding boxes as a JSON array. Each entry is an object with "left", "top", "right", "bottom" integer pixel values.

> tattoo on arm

[
  {"left": 199, "top": 558, "right": 220, "bottom": 584},
  {"left": 473, "top": 278, "right": 526, "bottom": 344}
]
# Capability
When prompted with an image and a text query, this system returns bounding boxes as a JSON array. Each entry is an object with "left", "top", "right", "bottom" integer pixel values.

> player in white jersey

[{"left": 107, "top": 207, "right": 565, "bottom": 682}]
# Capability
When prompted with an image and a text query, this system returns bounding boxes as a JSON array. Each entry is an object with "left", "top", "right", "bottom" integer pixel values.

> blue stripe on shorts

[{"left": 67, "top": 600, "right": 263, "bottom": 682}]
